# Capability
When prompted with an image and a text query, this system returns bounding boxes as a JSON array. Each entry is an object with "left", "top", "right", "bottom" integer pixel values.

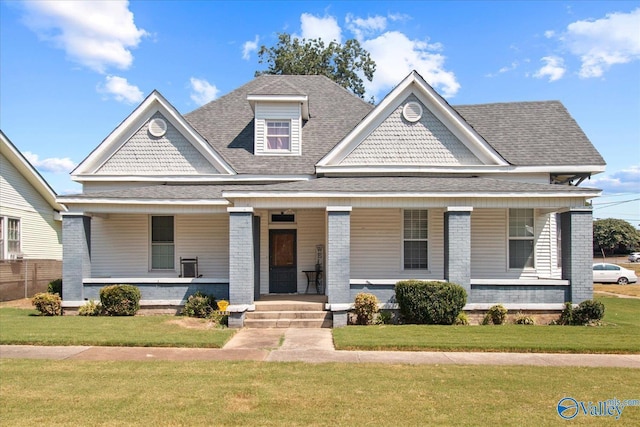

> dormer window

[{"left": 266, "top": 121, "right": 291, "bottom": 151}]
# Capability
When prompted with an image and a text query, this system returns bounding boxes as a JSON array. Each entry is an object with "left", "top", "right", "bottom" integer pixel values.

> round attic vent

[
  {"left": 402, "top": 101, "right": 423, "bottom": 123},
  {"left": 148, "top": 118, "right": 167, "bottom": 137}
]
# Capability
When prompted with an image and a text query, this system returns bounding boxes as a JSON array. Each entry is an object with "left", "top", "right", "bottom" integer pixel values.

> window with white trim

[
  {"left": 266, "top": 120, "right": 290, "bottom": 150},
  {"left": 151, "top": 216, "right": 174, "bottom": 270},
  {"left": 0, "top": 217, "right": 21, "bottom": 259},
  {"left": 403, "top": 210, "right": 428, "bottom": 269},
  {"left": 509, "top": 208, "right": 534, "bottom": 269}
]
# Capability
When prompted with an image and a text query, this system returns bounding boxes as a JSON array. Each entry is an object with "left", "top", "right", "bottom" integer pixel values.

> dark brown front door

[{"left": 269, "top": 229, "right": 297, "bottom": 293}]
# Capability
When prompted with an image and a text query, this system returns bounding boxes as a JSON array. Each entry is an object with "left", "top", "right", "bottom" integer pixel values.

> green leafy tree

[
  {"left": 593, "top": 218, "right": 640, "bottom": 255},
  {"left": 256, "top": 33, "right": 376, "bottom": 99}
]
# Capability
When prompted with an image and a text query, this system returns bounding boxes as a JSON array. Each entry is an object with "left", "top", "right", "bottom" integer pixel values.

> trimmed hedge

[
  {"left": 32, "top": 292, "right": 62, "bottom": 316},
  {"left": 99, "top": 285, "right": 141, "bottom": 316},
  {"left": 353, "top": 293, "right": 379, "bottom": 325},
  {"left": 395, "top": 280, "right": 467, "bottom": 325}
]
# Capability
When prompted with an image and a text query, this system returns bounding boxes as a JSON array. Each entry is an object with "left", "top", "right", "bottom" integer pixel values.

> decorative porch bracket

[
  {"left": 326, "top": 206, "right": 351, "bottom": 327},
  {"left": 444, "top": 207, "right": 473, "bottom": 294},
  {"left": 560, "top": 208, "right": 593, "bottom": 304},
  {"left": 62, "top": 214, "right": 92, "bottom": 302},
  {"left": 228, "top": 207, "right": 255, "bottom": 328}
]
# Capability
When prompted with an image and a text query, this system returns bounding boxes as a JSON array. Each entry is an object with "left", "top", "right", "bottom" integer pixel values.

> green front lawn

[
  {"left": 334, "top": 296, "right": 640, "bottom": 353},
  {"left": 0, "top": 308, "right": 234, "bottom": 348},
  {"left": 2, "top": 360, "right": 639, "bottom": 426}
]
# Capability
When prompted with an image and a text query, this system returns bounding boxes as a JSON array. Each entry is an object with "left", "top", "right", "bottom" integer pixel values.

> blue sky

[{"left": 1, "top": 1, "right": 639, "bottom": 225}]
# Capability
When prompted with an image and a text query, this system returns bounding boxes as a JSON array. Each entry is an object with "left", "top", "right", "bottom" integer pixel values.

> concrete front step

[
  {"left": 244, "top": 318, "right": 333, "bottom": 328},
  {"left": 248, "top": 311, "right": 331, "bottom": 320},
  {"left": 254, "top": 302, "right": 325, "bottom": 312}
]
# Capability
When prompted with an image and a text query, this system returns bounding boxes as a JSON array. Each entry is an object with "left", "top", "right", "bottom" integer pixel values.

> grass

[
  {"left": 333, "top": 296, "right": 640, "bottom": 353},
  {"left": 0, "top": 308, "right": 235, "bottom": 348},
  {"left": 1, "top": 360, "right": 639, "bottom": 426},
  {"left": 595, "top": 284, "right": 640, "bottom": 297}
]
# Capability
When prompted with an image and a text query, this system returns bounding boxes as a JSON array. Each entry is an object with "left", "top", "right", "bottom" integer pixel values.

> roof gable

[
  {"left": 73, "top": 91, "right": 235, "bottom": 179},
  {"left": 340, "top": 94, "right": 483, "bottom": 166},
  {"left": 0, "top": 130, "right": 64, "bottom": 211},
  {"left": 318, "top": 71, "right": 508, "bottom": 169}
]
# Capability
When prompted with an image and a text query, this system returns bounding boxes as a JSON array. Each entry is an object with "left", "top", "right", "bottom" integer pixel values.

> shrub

[
  {"left": 78, "top": 299, "right": 102, "bottom": 316},
  {"left": 482, "top": 305, "right": 508, "bottom": 325},
  {"left": 557, "top": 302, "right": 574, "bottom": 325},
  {"left": 208, "top": 310, "right": 229, "bottom": 327},
  {"left": 395, "top": 280, "right": 467, "bottom": 325},
  {"left": 374, "top": 310, "right": 393, "bottom": 325},
  {"left": 353, "top": 293, "right": 379, "bottom": 325},
  {"left": 32, "top": 292, "right": 62, "bottom": 316},
  {"left": 182, "top": 292, "right": 217, "bottom": 318},
  {"left": 513, "top": 312, "right": 535, "bottom": 325},
  {"left": 454, "top": 312, "right": 469, "bottom": 325},
  {"left": 99, "top": 284, "right": 141, "bottom": 316},
  {"left": 47, "top": 278, "right": 62, "bottom": 297},
  {"left": 573, "top": 299, "right": 605, "bottom": 325}
]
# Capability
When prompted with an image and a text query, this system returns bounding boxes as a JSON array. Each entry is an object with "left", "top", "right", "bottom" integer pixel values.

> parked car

[
  {"left": 593, "top": 263, "right": 638, "bottom": 285},
  {"left": 628, "top": 252, "right": 640, "bottom": 262}
]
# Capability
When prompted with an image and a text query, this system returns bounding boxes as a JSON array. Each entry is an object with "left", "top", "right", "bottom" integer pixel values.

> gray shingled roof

[
  {"left": 223, "top": 177, "right": 600, "bottom": 195},
  {"left": 185, "top": 76, "right": 604, "bottom": 173},
  {"left": 62, "top": 177, "right": 599, "bottom": 201},
  {"left": 185, "top": 75, "right": 374, "bottom": 175},
  {"left": 454, "top": 101, "right": 606, "bottom": 167}
]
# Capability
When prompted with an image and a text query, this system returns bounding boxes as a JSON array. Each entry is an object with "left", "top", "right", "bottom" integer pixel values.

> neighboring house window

[
  {"left": 509, "top": 208, "right": 534, "bottom": 268},
  {"left": 266, "top": 121, "right": 290, "bottom": 150},
  {"left": 0, "top": 217, "right": 21, "bottom": 259},
  {"left": 151, "top": 216, "right": 174, "bottom": 270},
  {"left": 404, "top": 209, "right": 428, "bottom": 269}
]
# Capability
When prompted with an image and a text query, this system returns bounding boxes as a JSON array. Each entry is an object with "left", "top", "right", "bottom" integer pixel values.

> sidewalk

[{"left": 2, "top": 328, "right": 640, "bottom": 367}]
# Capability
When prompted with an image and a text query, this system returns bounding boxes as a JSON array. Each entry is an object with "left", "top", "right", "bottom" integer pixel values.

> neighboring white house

[
  {"left": 58, "top": 71, "right": 605, "bottom": 327},
  {"left": 0, "top": 130, "right": 64, "bottom": 260}
]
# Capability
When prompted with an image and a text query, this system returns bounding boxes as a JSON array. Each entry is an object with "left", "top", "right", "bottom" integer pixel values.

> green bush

[
  {"left": 573, "top": 299, "right": 605, "bottom": 325},
  {"left": 513, "top": 312, "right": 535, "bottom": 325},
  {"left": 353, "top": 293, "right": 379, "bottom": 325},
  {"left": 47, "top": 278, "right": 62, "bottom": 297},
  {"left": 182, "top": 292, "right": 217, "bottom": 318},
  {"left": 99, "top": 285, "right": 141, "bottom": 316},
  {"left": 395, "top": 280, "right": 467, "bottom": 325},
  {"left": 482, "top": 305, "right": 508, "bottom": 325},
  {"left": 78, "top": 299, "right": 102, "bottom": 316},
  {"left": 32, "top": 292, "right": 62, "bottom": 316},
  {"left": 454, "top": 312, "right": 469, "bottom": 325},
  {"left": 557, "top": 302, "right": 574, "bottom": 325},
  {"left": 374, "top": 310, "right": 393, "bottom": 325}
]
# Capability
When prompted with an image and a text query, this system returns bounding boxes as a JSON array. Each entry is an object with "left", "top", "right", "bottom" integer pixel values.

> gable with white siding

[
  {"left": 96, "top": 112, "right": 221, "bottom": 175},
  {"left": 341, "top": 95, "right": 483, "bottom": 166}
]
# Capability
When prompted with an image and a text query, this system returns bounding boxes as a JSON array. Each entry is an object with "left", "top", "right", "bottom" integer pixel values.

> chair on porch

[{"left": 180, "top": 257, "right": 199, "bottom": 278}]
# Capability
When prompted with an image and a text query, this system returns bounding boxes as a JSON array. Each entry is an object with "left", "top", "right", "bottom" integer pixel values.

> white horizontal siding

[
  {"left": 0, "top": 153, "right": 62, "bottom": 259},
  {"left": 254, "top": 103, "right": 302, "bottom": 156},
  {"left": 470, "top": 209, "right": 507, "bottom": 278},
  {"left": 351, "top": 208, "right": 443, "bottom": 281},
  {"left": 91, "top": 213, "right": 229, "bottom": 278}
]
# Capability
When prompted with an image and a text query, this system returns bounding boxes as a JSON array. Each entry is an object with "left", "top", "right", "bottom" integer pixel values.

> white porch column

[
  {"left": 228, "top": 207, "right": 254, "bottom": 328},
  {"left": 444, "top": 207, "right": 473, "bottom": 294},
  {"left": 326, "top": 206, "right": 351, "bottom": 327}
]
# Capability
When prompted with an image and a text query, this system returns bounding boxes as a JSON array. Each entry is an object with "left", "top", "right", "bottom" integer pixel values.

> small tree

[
  {"left": 256, "top": 33, "right": 376, "bottom": 99},
  {"left": 593, "top": 218, "right": 640, "bottom": 256}
]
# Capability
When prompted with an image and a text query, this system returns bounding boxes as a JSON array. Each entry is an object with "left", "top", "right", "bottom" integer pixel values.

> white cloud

[
  {"left": 21, "top": 0, "right": 147, "bottom": 73},
  {"left": 23, "top": 151, "right": 76, "bottom": 174},
  {"left": 299, "top": 13, "right": 341, "bottom": 43},
  {"left": 533, "top": 56, "right": 566, "bottom": 82},
  {"left": 544, "top": 30, "right": 555, "bottom": 38},
  {"left": 563, "top": 8, "right": 640, "bottom": 78},
  {"left": 242, "top": 35, "right": 259, "bottom": 60},
  {"left": 97, "top": 75, "right": 143, "bottom": 104},
  {"left": 591, "top": 165, "right": 640, "bottom": 193},
  {"left": 346, "top": 14, "right": 387, "bottom": 40},
  {"left": 190, "top": 77, "right": 219, "bottom": 106},
  {"left": 362, "top": 31, "right": 460, "bottom": 100}
]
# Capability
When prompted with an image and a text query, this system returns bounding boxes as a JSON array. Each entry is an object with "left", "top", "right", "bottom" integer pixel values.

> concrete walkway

[{"left": 2, "top": 328, "right": 640, "bottom": 368}]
